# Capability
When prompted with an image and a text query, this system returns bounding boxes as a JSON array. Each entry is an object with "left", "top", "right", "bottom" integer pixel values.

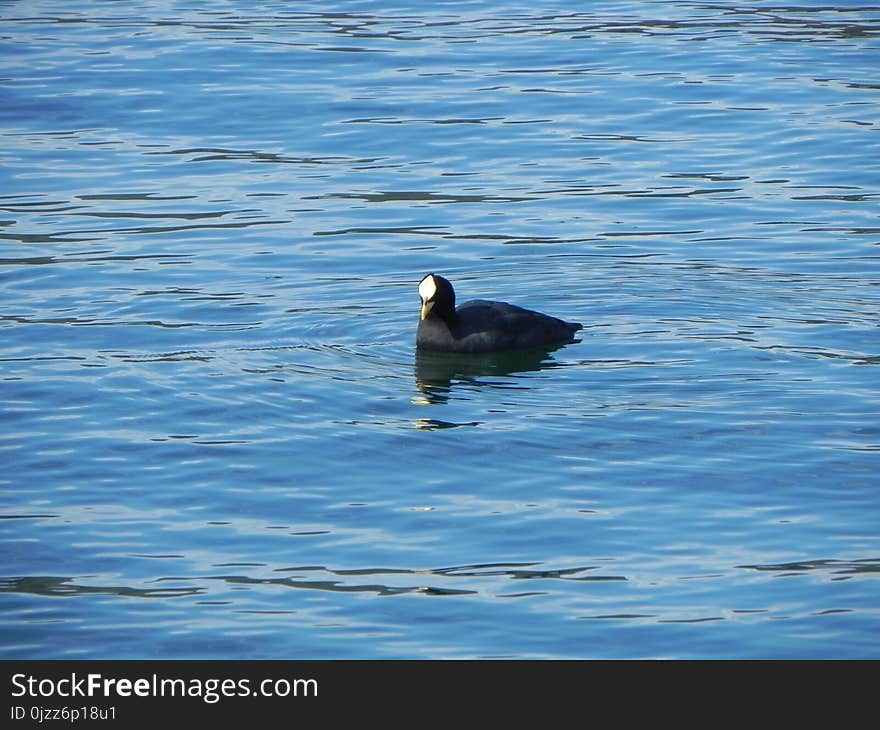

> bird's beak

[{"left": 420, "top": 300, "right": 434, "bottom": 321}]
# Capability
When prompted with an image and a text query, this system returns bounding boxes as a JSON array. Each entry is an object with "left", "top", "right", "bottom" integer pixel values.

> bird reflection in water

[{"left": 412, "top": 345, "right": 569, "bottom": 412}]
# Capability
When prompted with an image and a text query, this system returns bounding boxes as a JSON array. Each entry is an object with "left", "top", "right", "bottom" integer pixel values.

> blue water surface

[{"left": 1, "top": 0, "right": 879, "bottom": 659}]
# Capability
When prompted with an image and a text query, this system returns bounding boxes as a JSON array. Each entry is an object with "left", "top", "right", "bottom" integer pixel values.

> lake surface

[{"left": 1, "top": 1, "right": 878, "bottom": 659}]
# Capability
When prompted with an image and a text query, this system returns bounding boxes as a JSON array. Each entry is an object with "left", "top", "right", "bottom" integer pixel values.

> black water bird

[{"left": 416, "top": 273, "right": 582, "bottom": 353}]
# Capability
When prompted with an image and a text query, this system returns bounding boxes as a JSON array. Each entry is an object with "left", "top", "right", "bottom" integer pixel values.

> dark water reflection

[{"left": 413, "top": 345, "right": 573, "bottom": 403}]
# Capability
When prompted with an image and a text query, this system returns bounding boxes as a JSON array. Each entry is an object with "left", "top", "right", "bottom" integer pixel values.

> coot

[{"left": 416, "top": 273, "right": 582, "bottom": 353}]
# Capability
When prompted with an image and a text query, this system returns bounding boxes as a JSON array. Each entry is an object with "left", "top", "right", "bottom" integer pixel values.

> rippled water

[{"left": 1, "top": 1, "right": 879, "bottom": 659}]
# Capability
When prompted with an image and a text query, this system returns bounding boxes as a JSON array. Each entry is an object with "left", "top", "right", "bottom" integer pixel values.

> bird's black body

[{"left": 416, "top": 274, "right": 582, "bottom": 354}]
